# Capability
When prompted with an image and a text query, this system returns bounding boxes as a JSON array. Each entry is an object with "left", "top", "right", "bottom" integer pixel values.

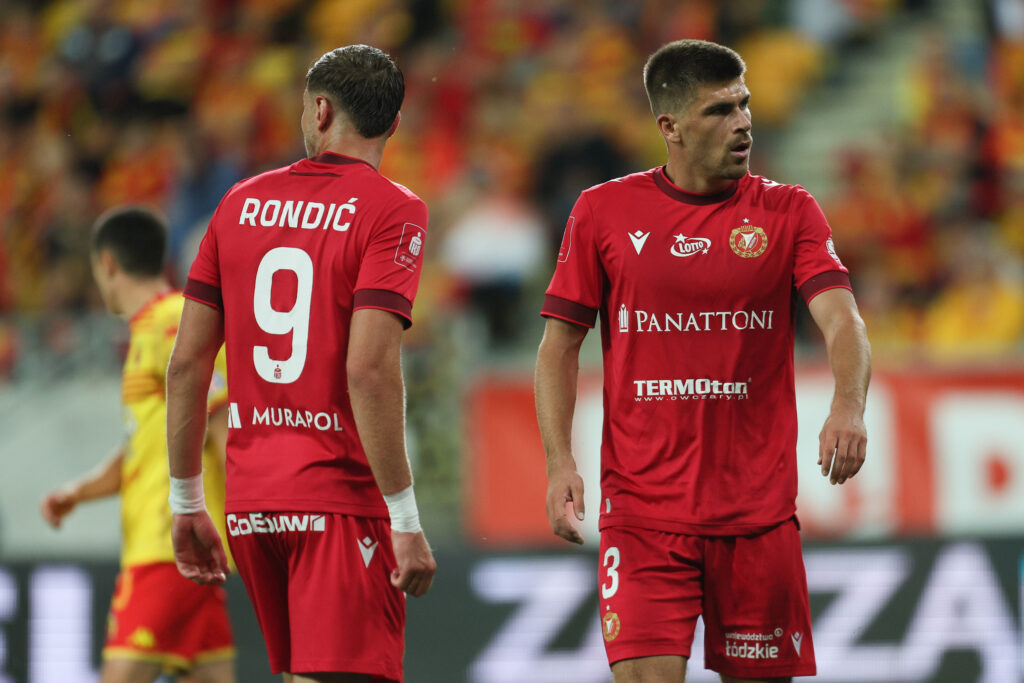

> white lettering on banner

[
  {"left": 932, "top": 393, "right": 1024, "bottom": 534},
  {"left": 226, "top": 513, "right": 326, "bottom": 536},
  {"left": 634, "top": 378, "right": 748, "bottom": 401},
  {"left": 469, "top": 557, "right": 610, "bottom": 683},
  {"left": 804, "top": 549, "right": 907, "bottom": 680},
  {"left": 251, "top": 406, "right": 344, "bottom": 432},
  {"left": 898, "top": 544, "right": 1017, "bottom": 683},
  {"left": 238, "top": 197, "right": 359, "bottom": 232},
  {"left": 624, "top": 309, "right": 773, "bottom": 333},
  {"left": 0, "top": 569, "right": 15, "bottom": 683},
  {"left": 469, "top": 545, "right": 1022, "bottom": 683},
  {"left": 29, "top": 567, "right": 98, "bottom": 683}
]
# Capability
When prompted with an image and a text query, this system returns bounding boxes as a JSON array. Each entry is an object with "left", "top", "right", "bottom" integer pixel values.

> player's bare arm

[
  {"left": 808, "top": 287, "right": 871, "bottom": 485},
  {"left": 166, "top": 298, "right": 229, "bottom": 585},
  {"left": 535, "top": 317, "right": 589, "bottom": 545},
  {"left": 41, "top": 448, "right": 124, "bottom": 528},
  {"left": 348, "top": 307, "right": 437, "bottom": 598}
]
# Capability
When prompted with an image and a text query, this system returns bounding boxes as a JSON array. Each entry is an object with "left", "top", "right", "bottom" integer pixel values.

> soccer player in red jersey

[
  {"left": 165, "top": 45, "right": 436, "bottom": 682},
  {"left": 535, "top": 40, "right": 871, "bottom": 682}
]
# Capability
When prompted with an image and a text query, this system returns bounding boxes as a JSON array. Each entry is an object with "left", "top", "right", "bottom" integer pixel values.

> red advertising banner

[{"left": 464, "top": 368, "right": 1024, "bottom": 546}]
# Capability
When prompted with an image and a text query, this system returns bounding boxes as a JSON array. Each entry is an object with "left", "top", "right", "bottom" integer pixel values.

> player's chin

[{"left": 721, "top": 159, "right": 749, "bottom": 178}]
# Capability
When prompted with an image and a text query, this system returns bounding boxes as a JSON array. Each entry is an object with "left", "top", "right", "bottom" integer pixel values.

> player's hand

[
  {"left": 40, "top": 487, "right": 78, "bottom": 528},
  {"left": 546, "top": 464, "right": 585, "bottom": 545},
  {"left": 819, "top": 406, "right": 867, "bottom": 485},
  {"left": 390, "top": 530, "right": 437, "bottom": 597},
  {"left": 171, "top": 511, "right": 229, "bottom": 585}
]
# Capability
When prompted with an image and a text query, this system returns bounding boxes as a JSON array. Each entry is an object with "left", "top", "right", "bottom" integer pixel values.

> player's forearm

[
  {"left": 166, "top": 355, "right": 213, "bottom": 478},
  {"left": 67, "top": 450, "right": 124, "bottom": 502},
  {"left": 535, "top": 334, "right": 581, "bottom": 474},
  {"left": 824, "top": 312, "right": 871, "bottom": 415},
  {"left": 349, "top": 361, "right": 413, "bottom": 496}
]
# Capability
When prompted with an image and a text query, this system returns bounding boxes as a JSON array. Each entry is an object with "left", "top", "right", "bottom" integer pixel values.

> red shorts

[
  {"left": 103, "top": 562, "right": 234, "bottom": 670},
  {"left": 598, "top": 520, "right": 815, "bottom": 679},
  {"left": 227, "top": 512, "right": 404, "bottom": 680}
]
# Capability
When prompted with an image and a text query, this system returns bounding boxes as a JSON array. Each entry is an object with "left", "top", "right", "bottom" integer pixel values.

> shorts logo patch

[
  {"left": 358, "top": 536, "right": 378, "bottom": 568},
  {"left": 602, "top": 612, "right": 621, "bottom": 642},
  {"left": 724, "top": 631, "right": 780, "bottom": 660},
  {"left": 730, "top": 219, "right": 767, "bottom": 258},
  {"left": 791, "top": 631, "right": 803, "bottom": 656},
  {"left": 129, "top": 627, "right": 156, "bottom": 649}
]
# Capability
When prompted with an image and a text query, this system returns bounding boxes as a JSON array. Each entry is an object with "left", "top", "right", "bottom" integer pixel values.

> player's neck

[
  {"left": 314, "top": 134, "right": 386, "bottom": 171},
  {"left": 119, "top": 277, "right": 171, "bottom": 320},
  {"left": 663, "top": 158, "right": 735, "bottom": 195}
]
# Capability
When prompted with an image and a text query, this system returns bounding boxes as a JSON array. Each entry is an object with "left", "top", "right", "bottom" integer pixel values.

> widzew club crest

[
  {"left": 602, "top": 612, "right": 621, "bottom": 642},
  {"left": 729, "top": 222, "right": 768, "bottom": 258}
]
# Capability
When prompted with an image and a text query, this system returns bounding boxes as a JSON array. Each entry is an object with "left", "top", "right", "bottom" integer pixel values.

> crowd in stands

[{"left": 0, "top": 0, "right": 1021, "bottom": 380}]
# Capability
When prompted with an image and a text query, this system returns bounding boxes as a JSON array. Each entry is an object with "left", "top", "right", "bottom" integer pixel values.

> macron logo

[
  {"left": 358, "top": 536, "right": 378, "bottom": 568},
  {"left": 791, "top": 632, "right": 803, "bottom": 656},
  {"left": 628, "top": 230, "right": 651, "bottom": 255}
]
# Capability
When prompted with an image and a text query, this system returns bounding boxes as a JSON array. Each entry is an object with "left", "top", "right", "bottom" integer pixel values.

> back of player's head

[
  {"left": 305, "top": 44, "right": 405, "bottom": 139},
  {"left": 91, "top": 206, "right": 166, "bottom": 278},
  {"left": 643, "top": 40, "right": 746, "bottom": 115}
]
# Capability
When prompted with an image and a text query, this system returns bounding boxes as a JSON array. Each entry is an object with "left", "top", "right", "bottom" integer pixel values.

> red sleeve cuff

[
  {"left": 353, "top": 289, "right": 413, "bottom": 329},
  {"left": 798, "top": 270, "right": 851, "bottom": 303},
  {"left": 184, "top": 278, "right": 222, "bottom": 310},
  {"left": 540, "top": 294, "right": 598, "bottom": 328}
]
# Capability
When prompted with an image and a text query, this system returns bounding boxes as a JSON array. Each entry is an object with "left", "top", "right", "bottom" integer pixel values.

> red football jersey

[
  {"left": 186, "top": 152, "right": 427, "bottom": 517},
  {"left": 542, "top": 168, "right": 850, "bottom": 536}
]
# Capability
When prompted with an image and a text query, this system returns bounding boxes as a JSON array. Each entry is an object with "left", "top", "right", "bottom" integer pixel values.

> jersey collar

[
  {"left": 308, "top": 152, "right": 377, "bottom": 171},
  {"left": 653, "top": 166, "right": 740, "bottom": 205},
  {"left": 130, "top": 289, "right": 177, "bottom": 326}
]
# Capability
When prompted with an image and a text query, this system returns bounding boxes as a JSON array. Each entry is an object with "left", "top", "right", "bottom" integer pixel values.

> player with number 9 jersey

[{"left": 185, "top": 153, "right": 427, "bottom": 518}]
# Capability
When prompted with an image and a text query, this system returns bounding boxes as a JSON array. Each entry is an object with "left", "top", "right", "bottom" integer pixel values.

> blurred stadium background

[{"left": 1, "top": 0, "right": 1023, "bottom": 680}]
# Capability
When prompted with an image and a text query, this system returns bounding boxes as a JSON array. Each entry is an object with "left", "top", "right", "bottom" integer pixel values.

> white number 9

[{"left": 252, "top": 247, "right": 313, "bottom": 384}]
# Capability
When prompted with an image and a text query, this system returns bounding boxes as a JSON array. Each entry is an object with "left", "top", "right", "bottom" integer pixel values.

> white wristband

[
  {"left": 383, "top": 485, "right": 421, "bottom": 533},
  {"left": 169, "top": 473, "right": 206, "bottom": 515}
]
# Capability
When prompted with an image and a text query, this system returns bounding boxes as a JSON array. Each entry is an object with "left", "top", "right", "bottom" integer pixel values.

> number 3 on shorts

[{"left": 601, "top": 546, "right": 620, "bottom": 599}]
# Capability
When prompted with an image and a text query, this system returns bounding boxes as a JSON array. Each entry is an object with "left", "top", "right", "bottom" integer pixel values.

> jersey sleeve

[
  {"left": 792, "top": 189, "right": 852, "bottom": 303},
  {"left": 352, "top": 196, "right": 429, "bottom": 329},
  {"left": 540, "top": 193, "right": 603, "bottom": 327},
  {"left": 207, "top": 345, "right": 229, "bottom": 414},
  {"left": 184, "top": 205, "right": 225, "bottom": 311}
]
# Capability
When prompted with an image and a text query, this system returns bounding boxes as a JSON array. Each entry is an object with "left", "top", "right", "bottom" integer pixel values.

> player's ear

[
  {"left": 657, "top": 112, "right": 681, "bottom": 144},
  {"left": 98, "top": 248, "right": 119, "bottom": 278},
  {"left": 385, "top": 111, "right": 401, "bottom": 139},
  {"left": 315, "top": 95, "right": 333, "bottom": 133}
]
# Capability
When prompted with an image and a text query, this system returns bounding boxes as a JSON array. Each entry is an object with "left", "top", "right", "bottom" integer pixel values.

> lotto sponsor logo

[
  {"left": 634, "top": 378, "right": 749, "bottom": 401},
  {"left": 252, "top": 406, "right": 345, "bottom": 432},
  {"left": 725, "top": 631, "right": 780, "bottom": 661},
  {"left": 670, "top": 234, "right": 710, "bottom": 258},
  {"left": 238, "top": 197, "right": 358, "bottom": 232},
  {"left": 227, "top": 512, "right": 326, "bottom": 536},
  {"left": 620, "top": 308, "right": 775, "bottom": 333}
]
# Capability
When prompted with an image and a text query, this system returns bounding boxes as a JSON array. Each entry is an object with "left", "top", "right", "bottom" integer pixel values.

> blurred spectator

[{"left": 0, "top": 0, "right": 1020, "bottom": 371}]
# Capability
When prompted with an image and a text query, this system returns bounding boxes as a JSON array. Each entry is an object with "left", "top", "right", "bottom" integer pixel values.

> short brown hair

[
  {"left": 306, "top": 44, "right": 404, "bottom": 138},
  {"left": 643, "top": 40, "right": 746, "bottom": 115}
]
